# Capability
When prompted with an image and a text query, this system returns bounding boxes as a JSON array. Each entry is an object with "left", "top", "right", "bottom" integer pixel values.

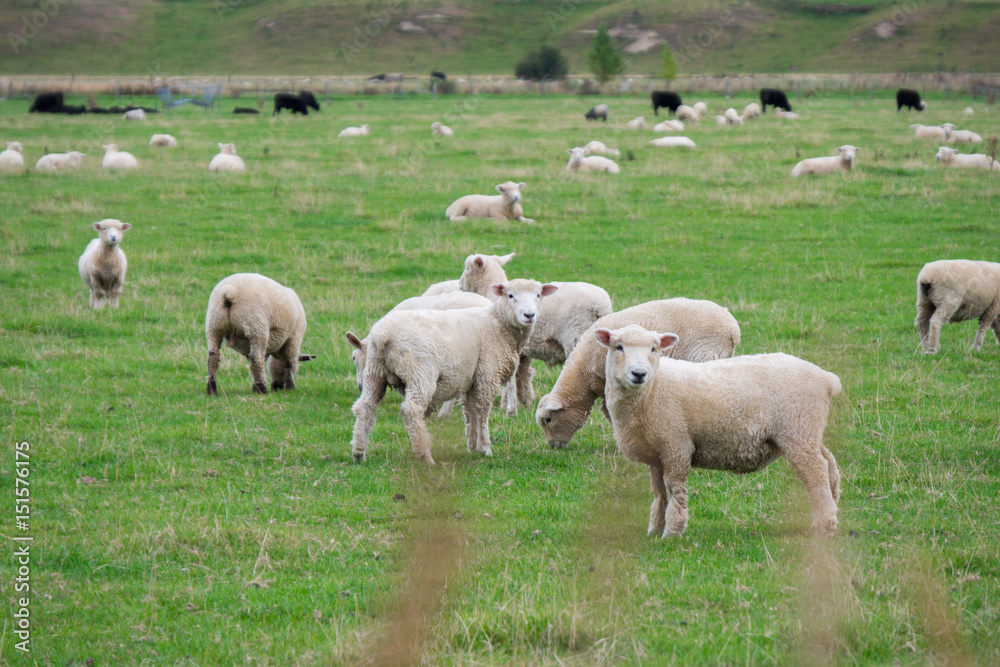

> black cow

[
  {"left": 759, "top": 88, "right": 792, "bottom": 113},
  {"left": 56, "top": 104, "right": 87, "bottom": 115},
  {"left": 29, "top": 91, "right": 64, "bottom": 113},
  {"left": 896, "top": 88, "right": 925, "bottom": 112},
  {"left": 650, "top": 90, "right": 682, "bottom": 116},
  {"left": 430, "top": 70, "right": 447, "bottom": 80},
  {"left": 233, "top": 107, "right": 261, "bottom": 114},
  {"left": 273, "top": 90, "right": 321, "bottom": 116}
]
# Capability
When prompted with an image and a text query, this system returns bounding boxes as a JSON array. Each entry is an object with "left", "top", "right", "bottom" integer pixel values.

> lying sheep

[
  {"left": 585, "top": 104, "right": 609, "bottom": 121},
  {"left": 149, "top": 134, "right": 178, "bottom": 148},
  {"left": 595, "top": 324, "right": 841, "bottom": 537},
  {"left": 0, "top": 141, "right": 24, "bottom": 168},
  {"left": 791, "top": 145, "right": 859, "bottom": 177},
  {"left": 351, "top": 279, "right": 558, "bottom": 463},
  {"left": 582, "top": 140, "right": 620, "bottom": 157},
  {"left": 536, "top": 298, "right": 740, "bottom": 449},
  {"left": 206, "top": 273, "right": 314, "bottom": 395},
  {"left": 915, "top": 259, "right": 1000, "bottom": 354},
  {"left": 431, "top": 121, "right": 454, "bottom": 136},
  {"left": 935, "top": 146, "right": 1000, "bottom": 171},
  {"left": 123, "top": 108, "right": 146, "bottom": 121},
  {"left": 445, "top": 181, "right": 535, "bottom": 223},
  {"left": 774, "top": 109, "right": 799, "bottom": 120},
  {"left": 209, "top": 143, "right": 246, "bottom": 172},
  {"left": 339, "top": 124, "right": 371, "bottom": 137},
  {"left": 78, "top": 219, "right": 131, "bottom": 309},
  {"left": 649, "top": 136, "right": 696, "bottom": 148},
  {"left": 911, "top": 124, "right": 949, "bottom": 140},
  {"left": 35, "top": 151, "right": 85, "bottom": 171},
  {"left": 422, "top": 279, "right": 461, "bottom": 296},
  {"left": 626, "top": 116, "right": 646, "bottom": 130},
  {"left": 963, "top": 107, "right": 975, "bottom": 115},
  {"left": 742, "top": 102, "right": 761, "bottom": 121},
  {"left": 101, "top": 144, "right": 138, "bottom": 170},
  {"left": 654, "top": 119, "right": 684, "bottom": 132},
  {"left": 676, "top": 105, "right": 699, "bottom": 122},
  {"left": 566, "top": 147, "right": 620, "bottom": 174},
  {"left": 945, "top": 127, "right": 983, "bottom": 143}
]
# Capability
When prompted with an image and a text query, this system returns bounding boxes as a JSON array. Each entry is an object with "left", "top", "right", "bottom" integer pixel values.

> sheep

[
  {"left": 676, "top": 105, "right": 699, "bottom": 122},
  {"left": 714, "top": 115, "right": 729, "bottom": 127},
  {"left": 692, "top": 101, "right": 708, "bottom": 119},
  {"left": 459, "top": 252, "right": 517, "bottom": 296},
  {"left": 896, "top": 88, "right": 926, "bottom": 112},
  {"left": 945, "top": 128, "right": 983, "bottom": 144},
  {"left": 422, "top": 279, "right": 462, "bottom": 296},
  {"left": 759, "top": 88, "right": 792, "bottom": 112},
  {"left": 911, "top": 124, "right": 949, "bottom": 140},
  {"left": 915, "top": 259, "right": 1000, "bottom": 354},
  {"left": 963, "top": 107, "right": 975, "bottom": 115},
  {"left": 351, "top": 279, "right": 558, "bottom": 464},
  {"left": 742, "top": 102, "right": 761, "bottom": 121},
  {"left": 594, "top": 324, "right": 841, "bottom": 538},
  {"left": 649, "top": 136, "right": 696, "bottom": 148},
  {"left": 339, "top": 124, "right": 371, "bottom": 137},
  {"left": 536, "top": 298, "right": 740, "bottom": 449},
  {"left": 626, "top": 116, "right": 646, "bottom": 130},
  {"left": 584, "top": 104, "right": 609, "bottom": 121},
  {"left": 774, "top": 108, "right": 800, "bottom": 120},
  {"left": 78, "top": 219, "right": 131, "bottom": 309},
  {"left": 273, "top": 91, "right": 320, "bottom": 115},
  {"left": 653, "top": 120, "right": 684, "bottom": 132},
  {"left": 101, "top": 144, "right": 138, "bottom": 170},
  {"left": 431, "top": 121, "right": 454, "bottom": 136},
  {"left": 123, "top": 108, "right": 146, "bottom": 121},
  {"left": 650, "top": 91, "right": 682, "bottom": 116},
  {"left": 205, "top": 273, "right": 314, "bottom": 395},
  {"left": 565, "top": 147, "right": 620, "bottom": 174},
  {"left": 582, "top": 140, "right": 620, "bottom": 157},
  {"left": 791, "top": 145, "right": 860, "bottom": 177},
  {"left": 35, "top": 151, "right": 85, "bottom": 171},
  {"left": 0, "top": 141, "right": 24, "bottom": 168},
  {"left": 149, "top": 134, "right": 178, "bottom": 148},
  {"left": 208, "top": 143, "right": 246, "bottom": 172},
  {"left": 445, "top": 181, "right": 535, "bottom": 223},
  {"left": 935, "top": 146, "right": 1000, "bottom": 171},
  {"left": 722, "top": 108, "right": 744, "bottom": 126}
]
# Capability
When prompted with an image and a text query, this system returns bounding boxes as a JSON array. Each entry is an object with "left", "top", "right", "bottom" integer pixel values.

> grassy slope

[
  {"left": 1, "top": 0, "right": 999, "bottom": 75},
  {"left": 0, "top": 90, "right": 999, "bottom": 664}
]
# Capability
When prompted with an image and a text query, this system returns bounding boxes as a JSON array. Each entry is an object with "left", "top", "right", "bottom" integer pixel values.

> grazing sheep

[
  {"left": 649, "top": 136, "right": 696, "bottom": 148},
  {"left": 78, "top": 219, "right": 131, "bottom": 309},
  {"left": 653, "top": 120, "right": 684, "bottom": 132},
  {"left": 626, "top": 116, "right": 646, "bottom": 130},
  {"left": 0, "top": 141, "right": 25, "bottom": 168},
  {"left": 149, "top": 134, "right": 178, "bottom": 148},
  {"left": 935, "top": 146, "right": 1000, "bottom": 171},
  {"left": 445, "top": 181, "right": 535, "bottom": 223},
  {"left": 945, "top": 128, "right": 983, "bottom": 144},
  {"left": 431, "top": 121, "right": 454, "bottom": 136},
  {"left": 676, "top": 105, "right": 699, "bottom": 122},
  {"left": 714, "top": 115, "right": 729, "bottom": 127},
  {"left": 742, "top": 102, "right": 761, "bottom": 121},
  {"left": 536, "top": 298, "right": 740, "bottom": 449},
  {"left": 582, "top": 140, "right": 620, "bottom": 157},
  {"left": 650, "top": 91, "right": 682, "bottom": 116},
  {"left": 206, "top": 273, "right": 314, "bottom": 395},
  {"left": 911, "top": 124, "right": 948, "bottom": 140},
  {"left": 585, "top": 104, "right": 609, "bottom": 121},
  {"left": 722, "top": 108, "right": 744, "bottom": 126},
  {"left": 208, "top": 143, "right": 246, "bottom": 172},
  {"left": 774, "top": 108, "right": 800, "bottom": 120},
  {"left": 594, "top": 324, "right": 841, "bottom": 538},
  {"left": 566, "top": 147, "right": 620, "bottom": 174},
  {"left": 339, "top": 124, "right": 371, "bottom": 137},
  {"left": 123, "top": 108, "right": 146, "bottom": 121},
  {"left": 351, "top": 279, "right": 558, "bottom": 463},
  {"left": 759, "top": 88, "right": 792, "bottom": 112},
  {"left": 896, "top": 88, "right": 926, "bottom": 112},
  {"left": 791, "top": 145, "right": 860, "bottom": 177},
  {"left": 692, "top": 101, "right": 708, "bottom": 119},
  {"left": 273, "top": 91, "right": 320, "bottom": 115},
  {"left": 915, "top": 259, "right": 1000, "bottom": 354},
  {"left": 35, "top": 151, "right": 85, "bottom": 171},
  {"left": 101, "top": 144, "right": 138, "bottom": 170}
]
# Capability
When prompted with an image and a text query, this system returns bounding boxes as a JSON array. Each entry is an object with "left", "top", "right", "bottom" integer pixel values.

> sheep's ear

[
  {"left": 497, "top": 252, "right": 515, "bottom": 265},
  {"left": 566, "top": 149, "right": 573, "bottom": 155},
  {"left": 473, "top": 255, "right": 485, "bottom": 268},
  {"left": 298, "top": 354, "right": 316, "bottom": 362},
  {"left": 658, "top": 333, "right": 679, "bottom": 351},
  {"left": 120, "top": 223, "right": 131, "bottom": 231},
  {"left": 594, "top": 328, "right": 613, "bottom": 348},
  {"left": 490, "top": 283, "right": 506, "bottom": 297},
  {"left": 545, "top": 396, "right": 563, "bottom": 412},
  {"left": 93, "top": 222, "right": 103, "bottom": 231},
  {"left": 495, "top": 184, "right": 503, "bottom": 193},
  {"left": 517, "top": 182, "right": 526, "bottom": 190},
  {"left": 345, "top": 332, "right": 363, "bottom": 350},
  {"left": 540, "top": 283, "right": 559, "bottom": 297}
]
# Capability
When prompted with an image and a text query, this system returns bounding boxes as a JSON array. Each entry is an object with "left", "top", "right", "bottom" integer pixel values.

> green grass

[{"left": 1, "top": 90, "right": 999, "bottom": 665}]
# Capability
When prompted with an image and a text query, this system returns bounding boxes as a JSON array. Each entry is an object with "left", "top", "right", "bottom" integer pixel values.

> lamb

[
  {"left": 626, "top": 116, "right": 646, "bottom": 130},
  {"left": 582, "top": 140, "right": 620, "bottom": 157},
  {"left": 963, "top": 107, "right": 975, "bottom": 115},
  {"left": 945, "top": 128, "right": 983, "bottom": 144},
  {"left": 536, "top": 298, "right": 741, "bottom": 449},
  {"left": 714, "top": 115, "right": 729, "bottom": 127},
  {"left": 759, "top": 88, "right": 792, "bottom": 113},
  {"left": 935, "top": 146, "right": 1000, "bottom": 171},
  {"left": 653, "top": 120, "right": 684, "bottom": 132},
  {"left": 742, "top": 102, "right": 761, "bottom": 121},
  {"left": 445, "top": 181, "right": 535, "bottom": 223},
  {"left": 101, "top": 144, "right": 138, "bottom": 170},
  {"left": 594, "top": 324, "right": 841, "bottom": 538},
  {"left": 77, "top": 219, "right": 131, "bottom": 309},
  {"left": 911, "top": 124, "right": 949, "bottom": 140},
  {"left": 649, "top": 136, "right": 696, "bottom": 148},
  {"left": 722, "top": 108, "right": 744, "bottom": 125},
  {"left": 676, "top": 105, "right": 699, "bottom": 122},
  {"left": 35, "top": 151, "right": 85, "bottom": 171},
  {"left": 339, "top": 124, "right": 371, "bottom": 137},
  {"left": 459, "top": 252, "right": 517, "bottom": 296},
  {"left": 422, "top": 279, "right": 461, "bottom": 296},
  {"left": 431, "top": 121, "right": 454, "bottom": 136},
  {"left": 208, "top": 143, "right": 246, "bottom": 172},
  {"left": 692, "top": 101, "right": 708, "bottom": 119},
  {"left": 791, "top": 145, "right": 860, "bottom": 177},
  {"left": 149, "top": 134, "right": 178, "bottom": 148},
  {"left": 123, "top": 108, "right": 146, "bottom": 121},
  {"left": 565, "top": 147, "right": 620, "bottom": 174},
  {"left": 774, "top": 108, "right": 800, "bottom": 120},
  {"left": 205, "top": 273, "right": 314, "bottom": 395},
  {"left": 351, "top": 279, "right": 558, "bottom": 464},
  {"left": 896, "top": 88, "right": 926, "bottom": 112},
  {"left": 585, "top": 104, "right": 609, "bottom": 121},
  {"left": 650, "top": 91, "right": 682, "bottom": 116},
  {"left": 0, "top": 141, "right": 24, "bottom": 168},
  {"left": 915, "top": 259, "right": 1000, "bottom": 354}
]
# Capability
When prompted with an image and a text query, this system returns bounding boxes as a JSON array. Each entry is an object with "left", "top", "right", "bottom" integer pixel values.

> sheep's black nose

[{"left": 629, "top": 368, "right": 647, "bottom": 384}]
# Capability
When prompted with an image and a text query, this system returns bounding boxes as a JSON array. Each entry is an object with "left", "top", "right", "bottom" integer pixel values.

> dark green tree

[
  {"left": 587, "top": 26, "right": 625, "bottom": 84},
  {"left": 660, "top": 41, "right": 678, "bottom": 83},
  {"left": 514, "top": 45, "right": 568, "bottom": 96}
]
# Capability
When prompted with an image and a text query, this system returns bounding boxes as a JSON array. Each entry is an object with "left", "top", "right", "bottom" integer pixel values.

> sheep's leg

[
  {"left": 500, "top": 376, "right": 518, "bottom": 417},
  {"left": 89, "top": 285, "right": 106, "bottom": 309},
  {"left": 822, "top": 447, "right": 841, "bottom": 503},
  {"left": 662, "top": 474, "right": 690, "bottom": 537},
  {"left": 269, "top": 349, "right": 298, "bottom": 391},
  {"left": 647, "top": 462, "right": 668, "bottom": 537},
  {"left": 436, "top": 398, "right": 456, "bottom": 420},
  {"left": 783, "top": 441, "right": 839, "bottom": 537},
  {"left": 925, "top": 302, "right": 957, "bottom": 354},
  {"left": 915, "top": 300, "right": 934, "bottom": 348},
  {"left": 247, "top": 341, "right": 269, "bottom": 394},
  {"left": 107, "top": 277, "right": 123, "bottom": 308},
  {"left": 350, "top": 376, "right": 387, "bottom": 463},
  {"left": 465, "top": 388, "right": 493, "bottom": 456},
  {"left": 991, "top": 314, "right": 1000, "bottom": 346},
  {"left": 515, "top": 356, "right": 534, "bottom": 408},
  {"left": 400, "top": 390, "right": 435, "bottom": 464},
  {"left": 974, "top": 303, "right": 1000, "bottom": 351},
  {"left": 206, "top": 333, "right": 224, "bottom": 395}
]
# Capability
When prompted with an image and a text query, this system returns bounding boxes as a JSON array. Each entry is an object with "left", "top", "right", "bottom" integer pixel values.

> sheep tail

[{"left": 919, "top": 281, "right": 932, "bottom": 297}]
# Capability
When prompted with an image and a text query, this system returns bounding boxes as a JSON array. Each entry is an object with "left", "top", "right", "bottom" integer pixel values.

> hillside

[{"left": 1, "top": 0, "right": 999, "bottom": 75}]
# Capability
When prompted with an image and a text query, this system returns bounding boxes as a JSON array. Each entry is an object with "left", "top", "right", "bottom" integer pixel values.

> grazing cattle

[
  {"left": 896, "top": 88, "right": 926, "bottom": 112},
  {"left": 650, "top": 90, "right": 682, "bottom": 116},
  {"left": 29, "top": 92, "right": 65, "bottom": 113},
  {"left": 759, "top": 88, "right": 792, "bottom": 113},
  {"left": 273, "top": 91, "right": 320, "bottom": 116},
  {"left": 430, "top": 70, "right": 447, "bottom": 80}
]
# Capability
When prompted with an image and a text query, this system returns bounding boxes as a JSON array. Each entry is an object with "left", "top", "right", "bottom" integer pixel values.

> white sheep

[
  {"left": 915, "top": 259, "right": 1000, "bottom": 353},
  {"left": 963, "top": 107, "right": 975, "bottom": 115},
  {"left": 676, "top": 105, "right": 699, "bottom": 122},
  {"left": 582, "top": 140, "right": 620, "bottom": 157},
  {"left": 208, "top": 143, "right": 246, "bottom": 172},
  {"left": 445, "top": 181, "right": 535, "bottom": 223},
  {"left": 714, "top": 115, "right": 729, "bottom": 127},
  {"left": 649, "top": 136, "right": 696, "bottom": 148},
  {"left": 723, "top": 107, "right": 744, "bottom": 125},
  {"left": 692, "top": 101, "right": 707, "bottom": 119},
  {"left": 536, "top": 298, "right": 740, "bottom": 449},
  {"left": 791, "top": 145, "right": 860, "bottom": 177},
  {"left": 626, "top": 116, "right": 646, "bottom": 130},
  {"left": 911, "top": 124, "right": 949, "bottom": 140},
  {"left": 774, "top": 109, "right": 799, "bottom": 120},
  {"left": 205, "top": 273, "right": 313, "bottom": 395},
  {"left": 459, "top": 252, "right": 517, "bottom": 295},
  {"left": 594, "top": 324, "right": 841, "bottom": 538},
  {"left": 742, "top": 102, "right": 761, "bottom": 121},
  {"left": 101, "top": 144, "right": 138, "bottom": 170},
  {"left": 431, "top": 121, "right": 453, "bottom": 136},
  {"left": 945, "top": 128, "right": 983, "bottom": 143},
  {"left": 149, "top": 134, "right": 178, "bottom": 148},
  {"left": 35, "top": 151, "right": 85, "bottom": 171},
  {"left": 77, "top": 219, "right": 131, "bottom": 309},
  {"left": 653, "top": 119, "right": 684, "bottom": 132},
  {"left": 0, "top": 141, "right": 24, "bottom": 168},
  {"left": 339, "top": 124, "right": 371, "bottom": 137},
  {"left": 935, "top": 146, "right": 1000, "bottom": 171},
  {"left": 422, "top": 279, "right": 461, "bottom": 296},
  {"left": 351, "top": 279, "right": 558, "bottom": 463},
  {"left": 123, "top": 108, "right": 146, "bottom": 121},
  {"left": 565, "top": 147, "right": 620, "bottom": 174}
]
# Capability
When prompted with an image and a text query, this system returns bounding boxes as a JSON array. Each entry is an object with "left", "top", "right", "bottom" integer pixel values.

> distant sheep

[
  {"left": 208, "top": 143, "right": 246, "bottom": 172},
  {"left": 650, "top": 90, "right": 682, "bottom": 116},
  {"left": 963, "top": 107, "right": 975, "bottom": 115},
  {"left": 759, "top": 88, "right": 792, "bottom": 112},
  {"left": 692, "top": 101, "right": 707, "bottom": 119},
  {"left": 653, "top": 120, "right": 684, "bottom": 132},
  {"left": 911, "top": 124, "right": 949, "bottom": 140},
  {"left": 339, "top": 124, "right": 371, "bottom": 137},
  {"left": 774, "top": 108, "right": 800, "bottom": 120},
  {"left": 566, "top": 147, "right": 620, "bottom": 174},
  {"left": 722, "top": 108, "right": 744, "bottom": 126},
  {"left": 915, "top": 259, "right": 1000, "bottom": 354},
  {"left": 445, "top": 181, "right": 535, "bottom": 223},
  {"left": 0, "top": 141, "right": 25, "bottom": 168},
  {"left": 742, "top": 102, "right": 761, "bottom": 121},
  {"left": 676, "top": 105, "right": 699, "bottom": 122},
  {"left": 896, "top": 88, "right": 926, "bottom": 112},
  {"left": 78, "top": 219, "right": 131, "bottom": 309},
  {"left": 582, "top": 140, "right": 620, "bottom": 157},
  {"left": 585, "top": 104, "right": 609, "bottom": 121},
  {"left": 944, "top": 126, "right": 983, "bottom": 143},
  {"left": 431, "top": 121, "right": 453, "bottom": 136},
  {"left": 35, "top": 151, "right": 85, "bottom": 171},
  {"left": 149, "top": 134, "right": 178, "bottom": 148},
  {"left": 791, "top": 145, "right": 859, "bottom": 177},
  {"left": 123, "top": 108, "right": 146, "bottom": 121},
  {"left": 649, "top": 136, "right": 696, "bottom": 148},
  {"left": 273, "top": 91, "right": 320, "bottom": 116},
  {"left": 626, "top": 116, "right": 646, "bottom": 130},
  {"left": 935, "top": 146, "right": 1000, "bottom": 171},
  {"left": 101, "top": 144, "right": 138, "bottom": 170}
]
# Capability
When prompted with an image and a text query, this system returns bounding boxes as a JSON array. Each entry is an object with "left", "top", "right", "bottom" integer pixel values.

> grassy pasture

[{"left": 1, "top": 90, "right": 999, "bottom": 665}]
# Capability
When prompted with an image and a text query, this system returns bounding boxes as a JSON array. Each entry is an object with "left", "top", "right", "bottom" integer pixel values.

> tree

[
  {"left": 660, "top": 41, "right": 678, "bottom": 84},
  {"left": 514, "top": 45, "right": 568, "bottom": 96},
  {"left": 587, "top": 26, "right": 625, "bottom": 84}
]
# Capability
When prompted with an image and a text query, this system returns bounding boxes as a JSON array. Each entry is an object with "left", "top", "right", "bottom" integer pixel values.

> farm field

[{"left": 1, "top": 90, "right": 999, "bottom": 665}]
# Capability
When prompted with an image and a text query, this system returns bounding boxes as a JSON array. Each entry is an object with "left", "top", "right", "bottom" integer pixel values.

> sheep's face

[
  {"left": 837, "top": 145, "right": 859, "bottom": 164},
  {"left": 495, "top": 181, "right": 525, "bottom": 204},
  {"left": 566, "top": 147, "right": 588, "bottom": 165},
  {"left": 93, "top": 219, "right": 131, "bottom": 246},
  {"left": 492, "top": 279, "right": 558, "bottom": 328},
  {"left": 68, "top": 152, "right": 85, "bottom": 166},
  {"left": 6, "top": 141, "right": 23, "bottom": 153},
  {"left": 535, "top": 393, "right": 582, "bottom": 449},
  {"left": 936, "top": 147, "right": 956, "bottom": 162},
  {"left": 102, "top": 144, "right": 118, "bottom": 153},
  {"left": 218, "top": 143, "right": 237, "bottom": 155},
  {"left": 460, "top": 252, "right": 513, "bottom": 295},
  {"left": 595, "top": 325, "right": 678, "bottom": 391}
]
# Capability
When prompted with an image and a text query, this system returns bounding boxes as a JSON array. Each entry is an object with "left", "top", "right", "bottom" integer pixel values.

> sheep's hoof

[
  {"left": 207, "top": 379, "right": 217, "bottom": 395},
  {"left": 353, "top": 452, "right": 366, "bottom": 463},
  {"left": 252, "top": 383, "right": 268, "bottom": 394}
]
